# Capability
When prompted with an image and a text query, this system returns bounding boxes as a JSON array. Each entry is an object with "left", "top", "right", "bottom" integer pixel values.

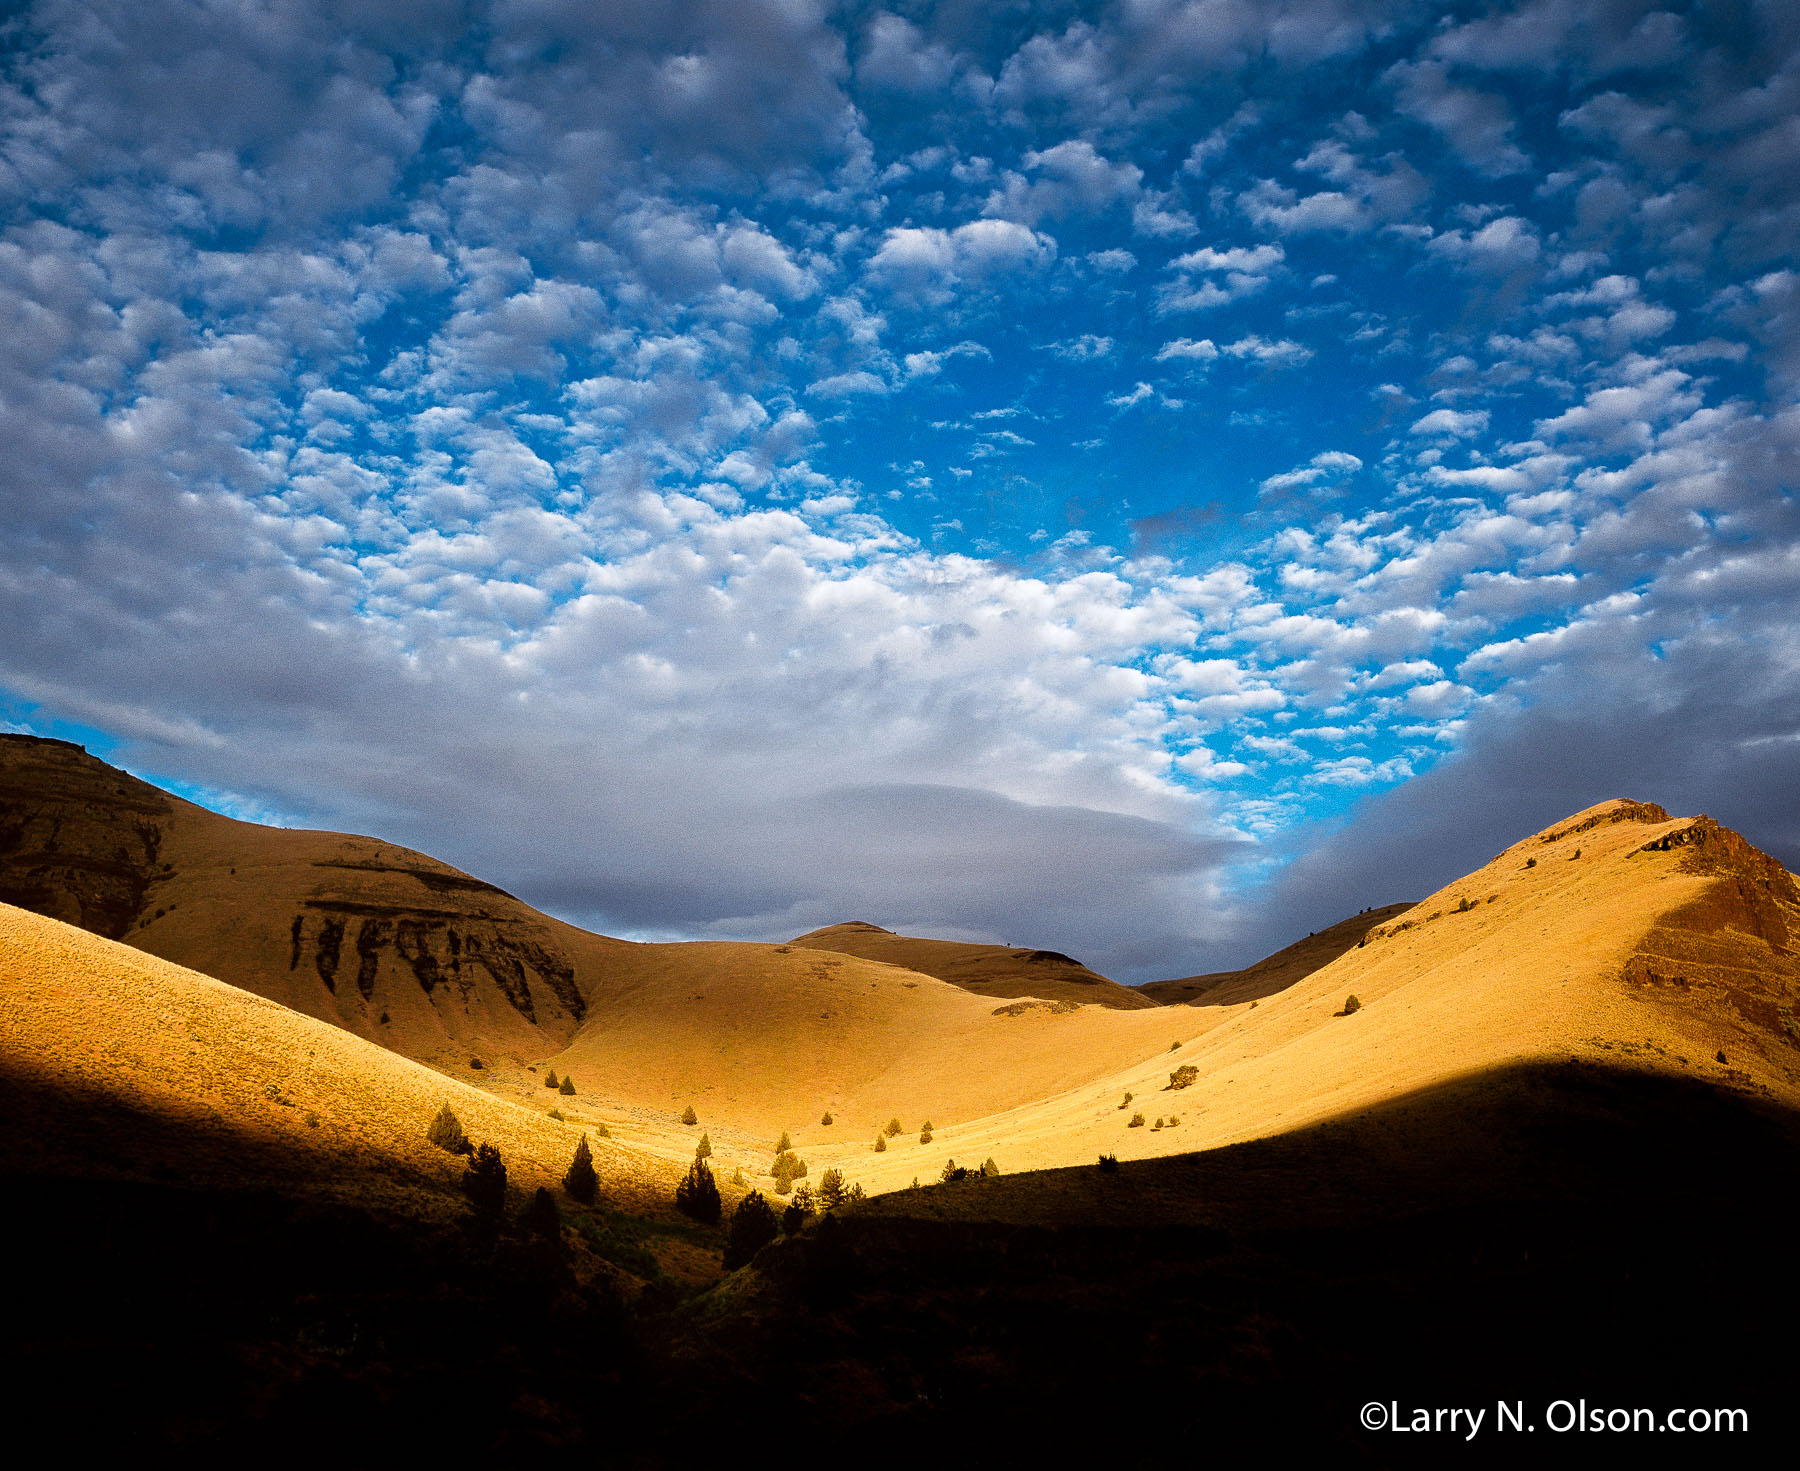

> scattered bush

[
  {"left": 1167, "top": 1115, "right": 1179, "bottom": 1126},
  {"left": 1168, "top": 1064, "right": 1198, "bottom": 1090},
  {"left": 696, "top": 1132, "right": 712, "bottom": 1160},
  {"left": 730, "top": 1166, "right": 748, "bottom": 1187},
  {"left": 675, "top": 1157, "right": 722, "bottom": 1223},
  {"left": 563, "top": 1134, "right": 598, "bottom": 1204},
  {"left": 1098, "top": 1154, "right": 1118, "bottom": 1172},
  {"left": 884, "top": 1118, "right": 903, "bottom": 1137},
  {"left": 1118, "top": 1092, "right": 1132, "bottom": 1109},
  {"left": 1717, "top": 1050, "right": 1729, "bottom": 1065},
  {"left": 559, "top": 1075, "right": 576, "bottom": 1096},
  {"left": 427, "top": 1102, "right": 468, "bottom": 1155},
  {"left": 1455, "top": 896, "right": 1475, "bottom": 913},
  {"left": 1343, "top": 994, "right": 1362, "bottom": 1015},
  {"left": 1525, "top": 857, "right": 1537, "bottom": 869},
  {"left": 874, "top": 1134, "right": 886, "bottom": 1152},
  {"left": 724, "top": 1191, "right": 780, "bottom": 1270},
  {"left": 980, "top": 1158, "right": 999, "bottom": 1178},
  {"left": 461, "top": 1143, "right": 508, "bottom": 1222},
  {"left": 594, "top": 1121, "right": 611, "bottom": 1138},
  {"left": 1152, "top": 1117, "right": 1164, "bottom": 1130},
  {"left": 548, "top": 1107, "right": 564, "bottom": 1121},
  {"left": 1571, "top": 847, "right": 1582, "bottom": 859},
  {"left": 1128, "top": 1113, "right": 1146, "bottom": 1128},
  {"left": 918, "top": 1129, "right": 932, "bottom": 1145},
  {"left": 1169, "top": 1040, "right": 1182, "bottom": 1051},
  {"left": 544, "top": 1069, "right": 559, "bottom": 1090},
  {"left": 469, "top": 1058, "right": 483, "bottom": 1070},
  {"left": 682, "top": 1105, "right": 699, "bottom": 1126},
  {"left": 820, "top": 1111, "right": 833, "bottom": 1126}
]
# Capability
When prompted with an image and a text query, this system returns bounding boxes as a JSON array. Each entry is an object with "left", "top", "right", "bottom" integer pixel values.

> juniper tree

[
  {"left": 427, "top": 1102, "right": 467, "bottom": 1154},
  {"left": 696, "top": 1132, "right": 712, "bottom": 1160},
  {"left": 820, "top": 1111, "right": 833, "bottom": 1126},
  {"left": 682, "top": 1105, "right": 699, "bottom": 1126},
  {"left": 874, "top": 1134, "right": 886, "bottom": 1152},
  {"left": 563, "top": 1134, "right": 598, "bottom": 1204},
  {"left": 559, "top": 1074, "right": 576, "bottom": 1095},
  {"left": 884, "top": 1118, "right": 902, "bottom": 1138},
  {"left": 675, "top": 1156, "right": 721, "bottom": 1223},
  {"left": 723, "top": 1191, "right": 780, "bottom": 1270},
  {"left": 544, "top": 1069, "right": 559, "bottom": 1090},
  {"left": 521, "top": 1186, "right": 560, "bottom": 1241},
  {"left": 775, "top": 1130, "right": 792, "bottom": 1153},
  {"left": 462, "top": 1143, "right": 507, "bottom": 1224},
  {"left": 816, "top": 1168, "right": 847, "bottom": 1211}
]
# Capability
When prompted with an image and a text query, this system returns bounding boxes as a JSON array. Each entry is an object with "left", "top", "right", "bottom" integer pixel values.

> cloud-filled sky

[{"left": 2, "top": 1, "right": 1796, "bottom": 981}]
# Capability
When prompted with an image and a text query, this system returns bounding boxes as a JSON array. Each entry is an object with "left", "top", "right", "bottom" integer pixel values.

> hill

[
  {"left": 1139, "top": 900, "right": 1414, "bottom": 1005},
  {"left": 789, "top": 918, "right": 1158, "bottom": 1009},
  {"left": 0, "top": 734, "right": 632, "bottom": 1066}
]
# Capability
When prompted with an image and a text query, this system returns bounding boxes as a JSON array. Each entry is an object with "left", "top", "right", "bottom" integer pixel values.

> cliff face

[{"left": 0, "top": 735, "right": 628, "bottom": 1063}]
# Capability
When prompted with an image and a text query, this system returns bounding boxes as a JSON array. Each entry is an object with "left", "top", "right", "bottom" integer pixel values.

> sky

[{"left": 1, "top": 0, "right": 1796, "bottom": 982}]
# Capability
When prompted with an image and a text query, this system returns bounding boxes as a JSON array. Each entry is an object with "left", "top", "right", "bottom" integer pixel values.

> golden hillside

[
  {"left": 0, "top": 734, "right": 632, "bottom": 1067},
  {"left": 0, "top": 898, "right": 677, "bottom": 1220},
  {"left": 1139, "top": 901, "right": 1414, "bottom": 1005}
]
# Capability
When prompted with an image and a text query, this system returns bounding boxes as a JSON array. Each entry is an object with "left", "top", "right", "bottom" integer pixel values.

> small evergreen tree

[
  {"left": 846, "top": 1183, "right": 865, "bottom": 1204},
  {"left": 1128, "top": 1112, "right": 1146, "bottom": 1127},
  {"left": 521, "top": 1186, "right": 560, "bottom": 1240},
  {"left": 462, "top": 1143, "right": 507, "bottom": 1223},
  {"left": 817, "top": 1167, "right": 847, "bottom": 1211},
  {"left": 884, "top": 1118, "right": 902, "bottom": 1137},
  {"left": 820, "top": 1111, "right": 833, "bottom": 1126},
  {"left": 1118, "top": 1092, "right": 1132, "bottom": 1109},
  {"left": 980, "top": 1157, "right": 999, "bottom": 1177},
  {"left": 1343, "top": 994, "right": 1362, "bottom": 1015},
  {"left": 593, "top": 1121, "right": 611, "bottom": 1138},
  {"left": 427, "top": 1102, "right": 467, "bottom": 1155},
  {"left": 874, "top": 1134, "right": 887, "bottom": 1152},
  {"left": 920, "top": 1120, "right": 933, "bottom": 1132},
  {"left": 782, "top": 1198, "right": 808, "bottom": 1235},
  {"left": 682, "top": 1105, "right": 699, "bottom": 1126},
  {"left": 675, "top": 1156, "right": 721, "bottom": 1223},
  {"left": 724, "top": 1191, "right": 780, "bottom": 1270},
  {"left": 791, "top": 1182, "right": 815, "bottom": 1215},
  {"left": 730, "top": 1166, "right": 748, "bottom": 1187},
  {"left": 696, "top": 1132, "right": 712, "bottom": 1159},
  {"left": 544, "top": 1069, "right": 559, "bottom": 1090},
  {"left": 1098, "top": 1154, "right": 1118, "bottom": 1172},
  {"left": 563, "top": 1134, "right": 598, "bottom": 1204},
  {"left": 1168, "top": 1064, "right": 1198, "bottom": 1090},
  {"left": 918, "top": 1128, "right": 932, "bottom": 1144},
  {"left": 559, "top": 1074, "right": 576, "bottom": 1095},
  {"left": 775, "top": 1130, "right": 792, "bottom": 1153},
  {"left": 548, "top": 1107, "right": 564, "bottom": 1121}
]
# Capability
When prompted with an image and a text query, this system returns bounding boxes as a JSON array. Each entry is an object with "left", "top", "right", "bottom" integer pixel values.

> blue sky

[{"left": 2, "top": 1, "right": 1796, "bottom": 980}]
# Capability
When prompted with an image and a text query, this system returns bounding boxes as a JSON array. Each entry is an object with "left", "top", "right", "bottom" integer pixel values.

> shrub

[
  {"left": 1167, "top": 1115, "right": 1179, "bottom": 1126},
  {"left": 1098, "top": 1154, "right": 1118, "bottom": 1172},
  {"left": 920, "top": 1120, "right": 933, "bottom": 1133},
  {"left": 1169, "top": 1040, "right": 1182, "bottom": 1051},
  {"left": 675, "top": 1157, "right": 721, "bottom": 1223},
  {"left": 427, "top": 1102, "right": 467, "bottom": 1155},
  {"left": 730, "top": 1166, "right": 748, "bottom": 1187},
  {"left": 820, "top": 1111, "right": 833, "bottom": 1126},
  {"left": 521, "top": 1186, "right": 560, "bottom": 1240},
  {"left": 1152, "top": 1118, "right": 1164, "bottom": 1130},
  {"left": 544, "top": 1069, "right": 559, "bottom": 1090},
  {"left": 563, "top": 1134, "right": 598, "bottom": 1204},
  {"left": 1128, "top": 1113, "right": 1146, "bottom": 1128},
  {"left": 918, "top": 1129, "right": 932, "bottom": 1145},
  {"left": 874, "top": 1134, "right": 886, "bottom": 1152},
  {"left": 1118, "top": 1092, "right": 1132, "bottom": 1109},
  {"left": 1525, "top": 857, "right": 1537, "bottom": 868},
  {"left": 980, "top": 1157, "right": 999, "bottom": 1177},
  {"left": 1168, "top": 1064, "right": 1198, "bottom": 1090},
  {"left": 469, "top": 1058, "right": 483, "bottom": 1070},
  {"left": 817, "top": 1168, "right": 848, "bottom": 1211},
  {"left": 559, "top": 1075, "right": 576, "bottom": 1096},
  {"left": 1343, "top": 994, "right": 1362, "bottom": 1015},
  {"left": 775, "top": 1131, "right": 792, "bottom": 1153},
  {"left": 462, "top": 1143, "right": 507, "bottom": 1222},
  {"left": 884, "top": 1118, "right": 903, "bottom": 1137},
  {"left": 724, "top": 1191, "right": 780, "bottom": 1270},
  {"left": 696, "top": 1132, "right": 712, "bottom": 1160},
  {"left": 791, "top": 1182, "right": 815, "bottom": 1215},
  {"left": 682, "top": 1105, "right": 699, "bottom": 1126},
  {"left": 594, "top": 1121, "right": 610, "bottom": 1138},
  {"left": 548, "top": 1107, "right": 564, "bottom": 1121},
  {"left": 846, "top": 1184, "right": 865, "bottom": 1205}
]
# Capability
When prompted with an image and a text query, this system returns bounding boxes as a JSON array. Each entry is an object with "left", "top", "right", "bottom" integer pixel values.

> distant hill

[
  {"left": 789, "top": 918, "right": 1159, "bottom": 1009},
  {"left": 1140, "top": 901, "right": 1416, "bottom": 1005}
]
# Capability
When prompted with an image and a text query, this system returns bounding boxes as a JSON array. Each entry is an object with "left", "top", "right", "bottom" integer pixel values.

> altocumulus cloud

[{"left": 2, "top": 0, "right": 1797, "bottom": 979}]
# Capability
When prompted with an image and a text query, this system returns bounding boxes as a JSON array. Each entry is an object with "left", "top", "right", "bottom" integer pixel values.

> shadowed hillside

[
  {"left": 790, "top": 918, "right": 1159, "bottom": 1009},
  {"left": 1141, "top": 900, "right": 1415, "bottom": 1005}
]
